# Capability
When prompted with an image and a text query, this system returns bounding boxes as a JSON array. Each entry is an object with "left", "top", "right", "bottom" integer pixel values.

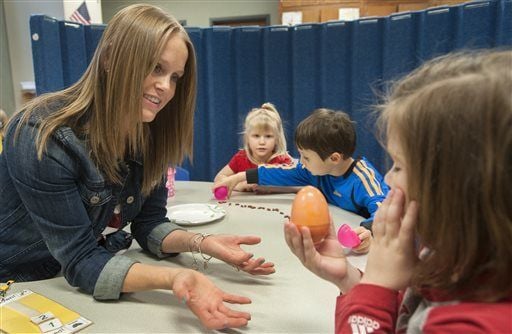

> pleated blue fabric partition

[
  {"left": 30, "top": 15, "right": 65, "bottom": 95},
  {"left": 262, "top": 25, "right": 294, "bottom": 150},
  {"left": 30, "top": 0, "right": 512, "bottom": 181},
  {"left": 59, "top": 21, "right": 87, "bottom": 87}
]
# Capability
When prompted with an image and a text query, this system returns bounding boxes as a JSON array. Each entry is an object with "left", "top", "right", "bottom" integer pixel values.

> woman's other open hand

[{"left": 172, "top": 269, "right": 251, "bottom": 330}]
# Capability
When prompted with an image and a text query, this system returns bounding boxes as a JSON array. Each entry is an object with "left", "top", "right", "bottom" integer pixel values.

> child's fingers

[
  {"left": 284, "top": 221, "right": 306, "bottom": 262},
  {"left": 373, "top": 190, "right": 393, "bottom": 237},
  {"left": 300, "top": 226, "right": 317, "bottom": 261},
  {"left": 356, "top": 228, "right": 371, "bottom": 241},
  {"left": 327, "top": 214, "right": 337, "bottom": 237},
  {"left": 398, "top": 200, "right": 419, "bottom": 245},
  {"left": 384, "top": 188, "right": 406, "bottom": 237},
  {"left": 227, "top": 184, "right": 234, "bottom": 198}
]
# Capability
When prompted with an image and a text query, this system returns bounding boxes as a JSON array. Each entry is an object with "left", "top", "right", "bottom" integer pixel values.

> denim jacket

[{"left": 0, "top": 108, "right": 183, "bottom": 300}]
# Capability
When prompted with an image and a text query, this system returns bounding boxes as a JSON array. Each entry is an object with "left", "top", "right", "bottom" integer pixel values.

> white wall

[
  {"left": 4, "top": 1, "right": 63, "bottom": 111},
  {"left": 101, "top": 0, "right": 279, "bottom": 27},
  {"left": 1, "top": 1, "right": 15, "bottom": 115}
]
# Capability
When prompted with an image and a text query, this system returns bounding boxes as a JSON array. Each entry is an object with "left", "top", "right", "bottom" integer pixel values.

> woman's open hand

[
  {"left": 172, "top": 269, "right": 251, "bottom": 330},
  {"left": 202, "top": 234, "right": 275, "bottom": 275}
]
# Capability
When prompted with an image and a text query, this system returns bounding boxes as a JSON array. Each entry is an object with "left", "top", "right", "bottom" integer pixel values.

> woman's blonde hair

[
  {"left": 242, "top": 102, "right": 288, "bottom": 165},
  {"left": 378, "top": 50, "right": 512, "bottom": 302},
  {"left": 15, "top": 4, "right": 196, "bottom": 195},
  {"left": 0, "top": 109, "right": 8, "bottom": 137}
]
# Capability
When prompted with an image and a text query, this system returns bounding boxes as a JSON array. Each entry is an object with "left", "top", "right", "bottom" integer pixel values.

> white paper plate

[{"left": 166, "top": 203, "right": 226, "bottom": 226}]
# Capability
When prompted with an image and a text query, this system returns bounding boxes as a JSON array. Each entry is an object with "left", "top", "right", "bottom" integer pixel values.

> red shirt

[
  {"left": 228, "top": 150, "right": 293, "bottom": 173},
  {"left": 335, "top": 283, "right": 512, "bottom": 333}
]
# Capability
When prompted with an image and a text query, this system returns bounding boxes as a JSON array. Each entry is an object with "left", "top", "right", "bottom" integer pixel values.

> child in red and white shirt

[
  {"left": 284, "top": 51, "right": 512, "bottom": 333},
  {"left": 214, "top": 102, "right": 293, "bottom": 192}
]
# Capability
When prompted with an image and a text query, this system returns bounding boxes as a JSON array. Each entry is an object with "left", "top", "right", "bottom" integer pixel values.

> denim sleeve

[
  {"left": 3, "top": 120, "right": 123, "bottom": 296},
  {"left": 130, "top": 180, "right": 184, "bottom": 258},
  {"left": 93, "top": 255, "right": 138, "bottom": 300}
]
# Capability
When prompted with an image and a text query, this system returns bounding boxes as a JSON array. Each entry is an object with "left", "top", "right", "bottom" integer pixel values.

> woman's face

[
  {"left": 384, "top": 133, "right": 409, "bottom": 200},
  {"left": 141, "top": 34, "right": 188, "bottom": 123}
]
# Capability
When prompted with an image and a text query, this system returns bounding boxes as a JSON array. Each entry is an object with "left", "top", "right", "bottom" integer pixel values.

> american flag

[{"left": 69, "top": 1, "right": 91, "bottom": 25}]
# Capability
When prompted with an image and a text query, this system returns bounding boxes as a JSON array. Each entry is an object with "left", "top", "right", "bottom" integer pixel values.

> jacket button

[
  {"left": 90, "top": 195, "right": 100, "bottom": 204},
  {"left": 126, "top": 196, "right": 134, "bottom": 204}
]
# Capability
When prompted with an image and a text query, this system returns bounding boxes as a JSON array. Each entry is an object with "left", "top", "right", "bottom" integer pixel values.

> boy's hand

[
  {"left": 351, "top": 226, "right": 372, "bottom": 254},
  {"left": 212, "top": 172, "right": 246, "bottom": 198},
  {"left": 234, "top": 181, "right": 255, "bottom": 192}
]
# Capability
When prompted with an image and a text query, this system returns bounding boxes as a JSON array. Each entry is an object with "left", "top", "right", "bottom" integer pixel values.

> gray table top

[{"left": 8, "top": 181, "right": 367, "bottom": 333}]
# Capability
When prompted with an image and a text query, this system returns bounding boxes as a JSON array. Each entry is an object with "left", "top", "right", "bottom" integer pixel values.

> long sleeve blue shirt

[{"left": 246, "top": 158, "right": 389, "bottom": 229}]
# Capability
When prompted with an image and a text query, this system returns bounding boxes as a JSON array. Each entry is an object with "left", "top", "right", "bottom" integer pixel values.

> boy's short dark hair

[{"left": 294, "top": 108, "right": 356, "bottom": 160}]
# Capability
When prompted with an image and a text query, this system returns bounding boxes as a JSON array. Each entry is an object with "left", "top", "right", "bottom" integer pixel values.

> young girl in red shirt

[
  {"left": 284, "top": 50, "right": 512, "bottom": 333},
  {"left": 214, "top": 102, "right": 293, "bottom": 192}
]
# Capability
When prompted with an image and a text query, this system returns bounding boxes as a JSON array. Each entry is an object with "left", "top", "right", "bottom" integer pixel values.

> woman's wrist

[
  {"left": 123, "top": 263, "right": 178, "bottom": 292},
  {"left": 188, "top": 233, "right": 213, "bottom": 270}
]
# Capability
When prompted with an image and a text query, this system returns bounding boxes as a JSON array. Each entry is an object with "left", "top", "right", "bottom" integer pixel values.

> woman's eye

[
  {"left": 171, "top": 73, "right": 180, "bottom": 83},
  {"left": 154, "top": 64, "right": 162, "bottom": 74},
  {"left": 392, "top": 165, "right": 401, "bottom": 172}
]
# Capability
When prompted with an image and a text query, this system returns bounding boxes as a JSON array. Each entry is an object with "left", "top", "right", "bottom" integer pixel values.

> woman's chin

[{"left": 142, "top": 109, "right": 158, "bottom": 123}]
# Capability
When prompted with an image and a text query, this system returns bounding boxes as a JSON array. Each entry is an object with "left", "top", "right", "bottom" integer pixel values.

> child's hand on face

[
  {"left": 351, "top": 226, "right": 372, "bottom": 254},
  {"left": 360, "top": 189, "right": 419, "bottom": 291}
]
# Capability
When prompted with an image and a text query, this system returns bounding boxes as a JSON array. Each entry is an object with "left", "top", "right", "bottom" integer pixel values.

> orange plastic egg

[{"left": 290, "top": 186, "right": 330, "bottom": 243}]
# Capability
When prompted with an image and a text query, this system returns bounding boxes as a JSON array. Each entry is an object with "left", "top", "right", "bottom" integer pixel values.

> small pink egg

[
  {"left": 337, "top": 224, "right": 361, "bottom": 248},
  {"left": 214, "top": 186, "right": 228, "bottom": 200}
]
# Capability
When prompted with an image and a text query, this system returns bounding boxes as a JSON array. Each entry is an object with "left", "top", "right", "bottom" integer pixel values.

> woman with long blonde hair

[{"left": 0, "top": 4, "right": 274, "bottom": 330}]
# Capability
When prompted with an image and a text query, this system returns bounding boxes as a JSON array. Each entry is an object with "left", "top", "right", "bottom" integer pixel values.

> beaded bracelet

[{"left": 188, "top": 233, "right": 212, "bottom": 270}]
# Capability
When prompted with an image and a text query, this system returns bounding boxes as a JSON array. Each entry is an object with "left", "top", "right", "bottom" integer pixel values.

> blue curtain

[{"left": 30, "top": 0, "right": 512, "bottom": 180}]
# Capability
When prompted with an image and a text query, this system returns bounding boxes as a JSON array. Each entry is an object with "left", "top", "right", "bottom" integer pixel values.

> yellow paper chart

[{"left": 0, "top": 289, "right": 92, "bottom": 333}]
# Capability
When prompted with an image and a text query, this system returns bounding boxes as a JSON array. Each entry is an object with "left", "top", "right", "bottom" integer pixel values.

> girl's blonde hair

[
  {"left": 378, "top": 51, "right": 512, "bottom": 302},
  {"left": 242, "top": 102, "right": 288, "bottom": 164},
  {"left": 15, "top": 4, "right": 196, "bottom": 196}
]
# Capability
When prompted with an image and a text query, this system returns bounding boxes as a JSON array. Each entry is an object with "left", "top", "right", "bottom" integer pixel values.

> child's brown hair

[
  {"left": 295, "top": 108, "right": 356, "bottom": 160},
  {"left": 379, "top": 51, "right": 512, "bottom": 302}
]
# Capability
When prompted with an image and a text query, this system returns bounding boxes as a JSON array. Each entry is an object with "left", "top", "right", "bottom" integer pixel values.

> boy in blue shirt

[{"left": 214, "top": 109, "right": 389, "bottom": 253}]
